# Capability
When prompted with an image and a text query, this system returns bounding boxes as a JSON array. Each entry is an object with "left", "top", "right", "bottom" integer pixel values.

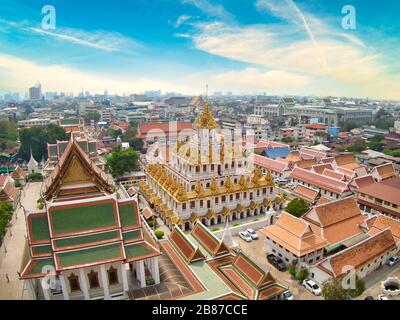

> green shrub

[
  {"left": 147, "top": 219, "right": 155, "bottom": 228},
  {"left": 348, "top": 276, "right": 366, "bottom": 298},
  {"left": 295, "top": 268, "right": 309, "bottom": 282},
  {"left": 233, "top": 223, "right": 240, "bottom": 227},
  {"left": 154, "top": 229, "right": 164, "bottom": 239},
  {"left": 0, "top": 203, "right": 13, "bottom": 237},
  {"left": 288, "top": 259, "right": 298, "bottom": 276},
  {"left": 212, "top": 227, "right": 220, "bottom": 232},
  {"left": 27, "top": 173, "right": 43, "bottom": 182},
  {"left": 253, "top": 218, "right": 260, "bottom": 222}
]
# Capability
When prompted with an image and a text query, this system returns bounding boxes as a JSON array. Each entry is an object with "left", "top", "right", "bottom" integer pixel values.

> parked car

[
  {"left": 246, "top": 228, "right": 259, "bottom": 240},
  {"left": 281, "top": 290, "right": 294, "bottom": 300},
  {"left": 239, "top": 231, "right": 252, "bottom": 242},
  {"left": 303, "top": 279, "right": 322, "bottom": 296},
  {"left": 386, "top": 256, "right": 400, "bottom": 267},
  {"left": 266, "top": 254, "right": 286, "bottom": 271},
  {"left": 377, "top": 294, "right": 389, "bottom": 300}
]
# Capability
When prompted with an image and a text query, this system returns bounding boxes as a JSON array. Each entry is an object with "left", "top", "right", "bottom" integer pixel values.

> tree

[
  {"left": 384, "top": 149, "right": 400, "bottom": 157},
  {"left": 18, "top": 125, "right": 67, "bottom": 161},
  {"left": 0, "top": 203, "right": 13, "bottom": 238},
  {"left": 281, "top": 137, "right": 295, "bottom": 143},
  {"left": 0, "top": 120, "right": 18, "bottom": 151},
  {"left": 127, "top": 138, "right": 144, "bottom": 151},
  {"left": 85, "top": 112, "right": 101, "bottom": 123},
  {"left": 295, "top": 268, "right": 309, "bottom": 282},
  {"left": 367, "top": 134, "right": 384, "bottom": 152},
  {"left": 342, "top": 120, "right": 357, "bottom": 132},
  {"left": 129, "top": 121, "right": 139, "bottom": 135},
  {"left": 288, "top": 259, "right": 298, "bottom": 277},
  {"left": 27, "top": 173, "right": 43, "bottom": 182},
  {"left": 106, "top": 146, "right": 139, "bottom": 177},
  {"left": 375, "top": 109, "right": 394, "bottom": 130},
  {"left": 285, "top": 198, "right": 309, "bottom": 217},
  {"left": 107, "top": 128, "right": 123, "bottom": 139},
  {"left": 322, "top": 278, "right": 352, "bottom": 300},
  {"left": 347, "top": 138, "right": 367, "bottom": 153},
  {"left": 348, "top": 276, "right": 366, "bottom": 298}
]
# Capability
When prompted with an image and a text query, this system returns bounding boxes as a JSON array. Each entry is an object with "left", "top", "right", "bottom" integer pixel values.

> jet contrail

[{"left": 285, "top": 0, "right": 330, "bottom": 72}]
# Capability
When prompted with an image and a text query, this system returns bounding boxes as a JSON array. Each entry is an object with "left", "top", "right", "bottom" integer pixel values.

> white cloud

[
  {"left": 0, "top": 18, "right": 141, "bottom": 53},
  {"left": 0, "top": 54, "right": 194, "bottom": 95},
  {"left": 29, "top": 27, "right": 141, "bottom": 52},
  {"left": 183, "top": 5, "right": 400, "bottom": 99},
  {"left": 181, "top": 0, "right": 233, "bottom": 21},
  {"left": 211, "top": 68, "right": 311, "bottom": 93},
  {"left": 174, "top": 15, "right": 192, "bottom": 28}
]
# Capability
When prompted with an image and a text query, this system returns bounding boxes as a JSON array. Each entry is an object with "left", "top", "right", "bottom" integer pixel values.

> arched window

[
  {"left": 107, "top": 266, "right": 119, "bottom": 285},
  {"left": 88, "top": 270, "right": 100, "bottom": 289}
]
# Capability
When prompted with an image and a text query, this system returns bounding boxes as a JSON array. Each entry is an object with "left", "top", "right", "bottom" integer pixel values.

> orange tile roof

[
  {"left": 290, "top": 167, "right": 349, "bottom": 194},
  {"left": 354, "top": 175, "right": 375, "bottom": 189},
  {"left": 295, "top": 159, "right": 318, "bottom": 169},
  {"left": 137, "top": 122, "right": 194, "bottom": 138},
  {"left": 303, "top": 198, "right": 366, "bottom": 244},
  {"left": 316, "top": 197, "right": 331, "bottom": 205},
  {"left": 357, "top": 176, "right": 400, "bottom": 206},
  {"left": 306, "top": 124, "right": 327, "bottom": 130},
  {"left": 311, "top": 163, "right": 334, "bottom": 174},
  {"left": 316, "top": 229, "right": 396, "bottom": 277},
  {"left": 322, "top": 169, "right": 345, "bottom": 181},
  {"left": 260, "top": 212, "right": 328, "bottom": 257},
  {"left": 374, "top": 163, "right": 395, "bottom": 180},
  {"left": 299, "top": 147, "right": 327, "bottom": 160},
  {"left": 368, "top": 215, "right": 400, "bottom": 244},
  {"left": 252, "top": 154, "right": 288, "bottom": 173},
  {"left": 142, "top": 207, "right": 157, "bottom": 220},
  {"left": 292, "top": 185, "right": 319, "bottom": 203},
  {"left": 334, "top": 154, "right": 357, "bottom": 166}
]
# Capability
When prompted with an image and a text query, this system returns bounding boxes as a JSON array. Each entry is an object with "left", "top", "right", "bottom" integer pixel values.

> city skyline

[{"left": 0, "top": 0, "right": 399, "bottom": 99}]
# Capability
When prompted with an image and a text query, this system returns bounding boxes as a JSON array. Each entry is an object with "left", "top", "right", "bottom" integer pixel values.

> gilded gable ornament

[
  {"left": 224, "top": 176, "right": 233, "bottom": 191},
  {"left": 194, "top": 179, "right": 205, "bottom": 196},
  {"left": 210, "top": 178, "right": 218, "bottom": 194},
  {"left": 238, "top": 175, "right": 247, "bottom": 190}
]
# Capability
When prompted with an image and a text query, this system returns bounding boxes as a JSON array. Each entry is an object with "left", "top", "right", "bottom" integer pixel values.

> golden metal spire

[{"left": 195, "top": 85, "right": 218, "bottom": 129}]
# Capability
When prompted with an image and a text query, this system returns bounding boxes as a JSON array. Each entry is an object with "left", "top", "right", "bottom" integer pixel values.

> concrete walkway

[{"left": 0, "top": 182, "right": 42, "bottom": 300}]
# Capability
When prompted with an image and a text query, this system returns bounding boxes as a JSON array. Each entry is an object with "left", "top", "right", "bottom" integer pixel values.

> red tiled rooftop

[
  {"left": 291, "top": 167, "right": 349, "bottom": 194},
  {"left": 357, "top": 176, "right": 400, "bottom": 205},
  {"left": 252, "top": 154, "right": 288, "bottom": 173},
  {"left": 306, "top": 124, "right": 327, "bottom": 130},
  {"left": 322, "top": 169, "right": 345, "bottom": 181}
]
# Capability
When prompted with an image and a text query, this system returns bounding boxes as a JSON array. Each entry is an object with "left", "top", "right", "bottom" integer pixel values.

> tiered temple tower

[{"left": 140, "top": 100, "right": 276, "bottom": 231}]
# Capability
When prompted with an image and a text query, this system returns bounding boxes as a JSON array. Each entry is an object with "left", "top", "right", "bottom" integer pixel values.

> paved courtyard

[{"left": 0, "top": 182, "right": 42, "bottom": 300}]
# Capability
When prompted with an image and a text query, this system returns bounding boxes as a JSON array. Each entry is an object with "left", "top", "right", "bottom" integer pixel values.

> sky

[{"left": 0, "top": 0, "right": 399, "bottom": 99}]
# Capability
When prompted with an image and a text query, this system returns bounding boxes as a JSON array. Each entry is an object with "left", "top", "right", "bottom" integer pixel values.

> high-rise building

[{"left": 29, "top": 81, "right": 42, "bottom": 100}]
